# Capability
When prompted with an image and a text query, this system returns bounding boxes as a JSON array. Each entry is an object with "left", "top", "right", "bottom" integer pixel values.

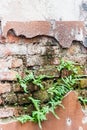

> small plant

[
  {"left": 57, "top": 59, "right": 77, "bottom": 74},
  {"left": 47, "top": 75, "right": 75, "bottom": 100},
  {"left": 17, "top": 60, "right": 87, "bottom": 129},
  {"left": 17, "top": 71, "right": 54, "bottom": 92},
  {"left": 18, "top": 97, "right": 48, "bottom": 129},
  {"left": 17, "top": 115, "right": 34, "bottom": 123},
  {"left": 78, "top": 96, "right": 87, "bottom": 107},
  {"left": 61, "top": 75, "right": 76, "bottom": 90},
  {"left": 48, "top": 99, "right": 62, "bottom": 119},
  {"left": 16, "top": 72, "right": 34, "bottom": 92}
]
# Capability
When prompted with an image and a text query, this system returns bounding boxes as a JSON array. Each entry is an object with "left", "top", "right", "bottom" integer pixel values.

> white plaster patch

[
  {"left": 82, "top": 116, "right": 87, "bottom": 124},
  {"left": 66, "top": 118, "right": 72, "bottom": 126},
  {"left": 79, "top": 126, "right": 83, "bottom": 130},
  {"left": 75, "top": 29, "right": 83, "bottom": 41},
  {"left": 0, "top": 0, "right": 83, "bottom": 28}
]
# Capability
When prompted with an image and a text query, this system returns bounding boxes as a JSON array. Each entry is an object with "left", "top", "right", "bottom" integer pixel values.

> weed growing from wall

[{"left": 17, "top": 59, "right": 87, "bottom": 129}]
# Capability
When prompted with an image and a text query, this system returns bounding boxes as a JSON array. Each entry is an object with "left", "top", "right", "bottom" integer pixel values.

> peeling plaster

[{"left": 82, "top": 116, "right": 87, "bottom": 124}]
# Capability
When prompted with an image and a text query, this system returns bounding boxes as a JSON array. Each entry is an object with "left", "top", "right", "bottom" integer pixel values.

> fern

[
  {"left": 16, "top": 74, "right": 28, "bottom": 93},
  {"left": 17, "top": 115, "right": 34, "bottom": 123},
  {"left": 57, "top": 59, "right": 77, "bottom": 74},
  {"left": 17, "top": 61, "right": 87, "bottom": 129},
  {"left": 78, "top": 96, "right": 87, "bottom": 107},
  {"left": 29, "top": 97, "right": 40, "bottom": 111},
  {"left": 29, "top": 97, "right": 48, "bottom": 129}
]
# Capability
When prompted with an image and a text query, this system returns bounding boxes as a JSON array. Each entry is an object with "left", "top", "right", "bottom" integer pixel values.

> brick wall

[{"left": 0, "top": 21, "right": 87, "bottom": 130}]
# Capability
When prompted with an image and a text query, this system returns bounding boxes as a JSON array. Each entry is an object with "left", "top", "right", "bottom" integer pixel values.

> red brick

[
  {"left": 55, "top": 21, "right": 86, "bottom": 48},
  {"left": 27, "top": 55, "right": 44, "bottom": 66},
  {"left": 0, "top": 107, "right": 18, "bottom": 118},
  {"left": 12, "top": 58, "right": 23, "bottom": 68},
  {"left": 0, "top": 44, "right": 12, "bottom": 58},
  {"left": 3, "top": 21, "right": 51, "bottom": 38},
  {"left": 67, "top": 44, "right": 82, "bottom": 55},
  {"left": 0, "top": 44, "right": 27, "bottom": 57},
  {"left": 43, "top": 91, "right": 85, "bottom": 130},
  {"left": 71, "top": 55, "right": 87, "bottom": 65},
  {"left": 28, "top": 44, "right": 46, "bottom": 55},
  {"left": 0, "top": 83, "right": 11, "bottom": 94},
  {"left": 5, "top": 44, "right": 27, "bottom": 55},
  {"left": 0, "top": 70, "right": 18, "bottom": 81},
  {"left": 0, "top": 57, "right": 23, "bottom": 70},
  {"left": 0, "top": 91, "right": 87, "bottom": 130},
  {"left": 3, "top": 21, "right": 87, "bottom": 48},
  {"left": 62, "top": 55, "right": 87, "bottom": 65},
  {"left": 0, "top": 58, "right": 12, "bottom": 70}
]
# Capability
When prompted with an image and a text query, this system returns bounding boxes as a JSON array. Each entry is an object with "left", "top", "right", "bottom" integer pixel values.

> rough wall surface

[
  {"left": 0, "top": 21, "right": 87, "bottom": 130},
  {"left": 0, "top": 0, "right": 87, "bottom": 129}
]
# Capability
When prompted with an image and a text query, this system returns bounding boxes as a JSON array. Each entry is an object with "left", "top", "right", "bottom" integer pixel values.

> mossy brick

[
  {"left": 76, "top": 65, "right": 85, "bottom": 75},
  {"left": 2, "top": 93, "right": 17, "bottom": 105},
  {"left": 17, "top": 93, "right": 32, "bottom": 105},
  {"left": 77, "top": 89, "right": 87, "bottom": 99},
  {"left": 80, "top": 78, "right": 87, "bottom": 88},
  {"left": 34, "top": 65, "right": 60, "bottom": 77},
  {"left": 33, "top": 90, "right": 49, "bottom": 103},
  {"left": 14, "top": 104, "right": 35, "bottom": 116}
]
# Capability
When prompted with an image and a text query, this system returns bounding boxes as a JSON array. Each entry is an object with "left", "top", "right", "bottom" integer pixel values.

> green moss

[
  {"left": 33, "top": 90, "right": 49, "bottom": 103},
  {"left": 80, "top": 78, "right": 87, "bottom": 88},
  {"left": 34, "top": 65, "right": 60, "bottom": 77},
  {"left": 76, "top": 65, "right": 85, "bottom": 75}
]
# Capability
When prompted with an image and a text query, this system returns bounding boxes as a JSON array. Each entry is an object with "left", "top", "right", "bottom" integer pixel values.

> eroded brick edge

[{"left": 2, "top": 21, "right": 87, "bottom": 48}]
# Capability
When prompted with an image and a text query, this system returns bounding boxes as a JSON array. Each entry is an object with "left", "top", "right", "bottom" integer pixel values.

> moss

[
  {"left": 34, "top": 65, "right": 60, "bottom": 77},
  {"left": 17, "top": 93, "right": 31, "bottom": 105},
  {"left": 33, "top": 90, "right": 49, "bottom": 103},
  {"left": 80, "top": 78, "right": 87, "bottom": 88},
  {"left": 42, "top": 80, "right": 54, "bottom": 89},
  {"left": 76, "top": 65, "right": 85, "bottom": 75},
  {"left": 16, "top": 104, "right": 35, "bottom": 116},
  {"left": 77, "top": 89, "right": 87, "bottom": 99},
  {"left": 2, "top": 92, "right": 17, "bottom": 105}
]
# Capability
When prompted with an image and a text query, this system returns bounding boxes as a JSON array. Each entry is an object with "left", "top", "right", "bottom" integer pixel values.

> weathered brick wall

[{"left": 0, "top": 26, "right": 87, "bottom": 119}]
